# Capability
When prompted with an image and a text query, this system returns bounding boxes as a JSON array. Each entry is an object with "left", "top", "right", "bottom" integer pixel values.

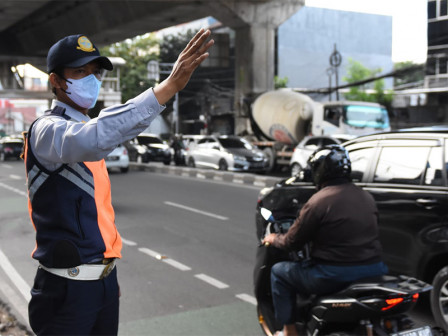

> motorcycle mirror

[{"left": 260, "top": 208, "right": 272, "bottom": 221}]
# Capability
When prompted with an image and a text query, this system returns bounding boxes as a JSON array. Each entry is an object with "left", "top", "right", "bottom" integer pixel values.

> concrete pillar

[{"left": 212, "top": 0, "right": 304, "bottom": 135}]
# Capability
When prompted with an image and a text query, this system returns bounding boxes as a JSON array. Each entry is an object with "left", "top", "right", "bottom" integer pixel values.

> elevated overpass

[{"left": 0, "top": 0, "right": 303, "bottom": 133}]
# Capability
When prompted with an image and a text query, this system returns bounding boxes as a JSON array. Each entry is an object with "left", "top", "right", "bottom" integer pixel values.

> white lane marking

[
  {"left": 0, "top": 248, "right": 31, "bottom": 302},
  {"left": 164, "top": 201, "right": 228, "bottom": 221},
  {"left": 1, "top": 164, "right": 13, "bottom": 169},
  {"left": 0, "top": 275, "right": 30, "bottom": 328},
  {"left": 121, "top": 237, "right": 138, "bottom": 246},
  {"left": 0, "top": 182, "right": 27, "bottom": 197},
  {"left": 9, "top": 174, "right": 22, "bottom": 180},
  {"left": 139, "top": 247, "right": 161, "bottom": 258},
  {"left": 236, "top": 293, "right": 257, "bottom": 305},
  {"left": 139, "top": 247, "right": 191, "bottom": 271},
  {"left": 195, "top": 273, "right": 229, "bottom": 289},
  {"left": 163, "top": 258, "right": 191, "bottom": 271}
]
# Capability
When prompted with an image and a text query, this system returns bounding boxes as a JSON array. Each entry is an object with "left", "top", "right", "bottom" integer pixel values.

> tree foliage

[
  {"left": 100, "top": 34, "right": 159, "bottom": 102},
  {"left": 159, "top": 30, "right": 195, "bottom": 64},
  {"left": 274, "top": 76, "right": 289, "bottom": 89},
  {"left": 393, "top": 61, "right": 425, "bottom": 87},
  {"left": 342, "top": 58, "right": 393, "bottom": 109}
]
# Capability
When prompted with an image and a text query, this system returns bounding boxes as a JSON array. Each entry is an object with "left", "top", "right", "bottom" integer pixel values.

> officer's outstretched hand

[{"left": 154, "top": 28, "right": 214, "bottom": 105}]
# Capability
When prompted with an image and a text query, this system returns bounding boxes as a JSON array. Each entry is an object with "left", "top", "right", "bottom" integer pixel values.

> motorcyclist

[{"left": 262, "top": 144, "right": 388, "bottom": 336}]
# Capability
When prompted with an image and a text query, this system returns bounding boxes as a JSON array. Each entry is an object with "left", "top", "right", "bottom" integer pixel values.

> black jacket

[{"left": 273, "top": 180, "right": 383, "bottom": 265}]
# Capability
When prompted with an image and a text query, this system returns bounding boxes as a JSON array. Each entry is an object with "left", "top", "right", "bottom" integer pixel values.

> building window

[
  {"left": 442, "top": 0, "right": 448, "bottom": 16},
  {"left": 429, "top": 0, "right": 437, "bottom": 19},
  {"left": 428, "top": 0, "right": 448, "bottom": 18},
  {"left": 440, "top": 57, "right": 448, "bottom": 74}
]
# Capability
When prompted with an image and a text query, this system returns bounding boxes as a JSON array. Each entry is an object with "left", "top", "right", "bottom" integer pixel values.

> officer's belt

[{"left": 39, "top": 259, "right": 116, "bottom": 280}]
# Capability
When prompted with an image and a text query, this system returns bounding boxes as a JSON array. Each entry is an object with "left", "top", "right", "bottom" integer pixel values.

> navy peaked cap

[{"left": 47, "top": 34, "right": 113, "bottom": 73}]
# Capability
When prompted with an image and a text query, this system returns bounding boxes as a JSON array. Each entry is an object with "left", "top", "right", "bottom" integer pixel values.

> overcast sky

[{"left": 306, "top": 0, "right": 428, "bottom": 63}]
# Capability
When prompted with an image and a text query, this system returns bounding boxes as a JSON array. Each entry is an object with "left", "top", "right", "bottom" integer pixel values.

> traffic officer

[{"left": 24, "top": 30, "right": 213, "bottom": 335}]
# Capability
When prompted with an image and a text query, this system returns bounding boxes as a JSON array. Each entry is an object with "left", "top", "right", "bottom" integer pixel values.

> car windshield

[
  {"left": 343, "top": 105, "right": 390, "bottom": 129},
  {"left": 137, "top": 136, "right": 163, "bottom": 145},
  {"left": 218, "top": 137, "right": 252, "bottom": 149}
]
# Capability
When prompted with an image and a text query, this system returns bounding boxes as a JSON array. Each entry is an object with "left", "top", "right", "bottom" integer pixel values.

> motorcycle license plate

[{"left": 392, "top": 326, "right": 432, "bottom": 336}]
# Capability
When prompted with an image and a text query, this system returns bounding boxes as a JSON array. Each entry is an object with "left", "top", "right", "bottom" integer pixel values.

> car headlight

[{"left": 233, "top": 155, "right": 247, "bottom": 162}]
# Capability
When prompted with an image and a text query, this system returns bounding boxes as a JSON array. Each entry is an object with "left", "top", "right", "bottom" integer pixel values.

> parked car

[
  {"left": 105, "top": 143, "right": 129, "bottom": 173},
  {"left": 256, "top": 127, "right": 448, "bottom": 331},
  {"left": 0, "top": 136, "right": 23, "bottom": 161},
  {"left": 289, "top": 134, "right": 355, "bottom": 176},
  {"left": 182, "top": 134, "right": 205, "bottom": 151},
  {"left": 186, "top": 135, "right": 269, "bottom": 172},
  {"left": 130, "top": 133, "right": 172, "bottom": 165}
]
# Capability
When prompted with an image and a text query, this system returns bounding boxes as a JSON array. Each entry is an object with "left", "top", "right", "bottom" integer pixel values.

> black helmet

[{"left": 307, "top": 144, "right": 351, "bottom": 187}]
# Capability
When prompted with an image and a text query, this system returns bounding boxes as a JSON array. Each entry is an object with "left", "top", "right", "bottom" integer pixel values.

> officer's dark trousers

[{"left": 29, "top": 266, "right": 119, "bottom": 335}]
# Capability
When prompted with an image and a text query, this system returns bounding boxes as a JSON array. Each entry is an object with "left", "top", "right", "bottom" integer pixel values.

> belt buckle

[{"left": 100, "top": 260, "right": 115, "bottom": 279}]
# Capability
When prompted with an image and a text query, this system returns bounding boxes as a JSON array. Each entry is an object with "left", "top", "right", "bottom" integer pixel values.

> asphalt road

[{"left": 0, "top": 160, "right": 438, "bottom": 335}]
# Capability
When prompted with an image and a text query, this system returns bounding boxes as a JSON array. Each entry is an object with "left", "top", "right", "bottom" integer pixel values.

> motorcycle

[{"left": 254, "top": 208, "right": 436, "bottom": 336}]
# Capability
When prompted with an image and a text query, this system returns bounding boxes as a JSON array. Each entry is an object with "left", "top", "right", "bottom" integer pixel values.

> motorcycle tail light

[{"left": 381, "top": 297, "right": 404, "bottom": 311}]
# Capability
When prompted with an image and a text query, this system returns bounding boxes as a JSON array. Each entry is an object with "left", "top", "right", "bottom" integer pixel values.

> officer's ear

[{"left": 49, "top": 73, "right": 64, "bottom": 89}]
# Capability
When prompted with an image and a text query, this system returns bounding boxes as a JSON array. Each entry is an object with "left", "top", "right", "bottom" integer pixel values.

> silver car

[
  {"left": 186, "top": 135, "right": 268, "bottom": 172},
  {"left": 289, "top": 134, "right": 355, "bottom": 176},
  {"left": 106, "top": 143, "right": 130, "bottom": 173}
]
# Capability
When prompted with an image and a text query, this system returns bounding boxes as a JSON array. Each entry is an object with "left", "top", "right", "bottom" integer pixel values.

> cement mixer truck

[{"left": 249, "top": 89, "right": 391, "bottom": 172}]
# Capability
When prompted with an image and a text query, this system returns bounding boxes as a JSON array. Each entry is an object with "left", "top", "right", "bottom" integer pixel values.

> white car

[
  {"left": 289, "top": 134, "right": 355, "bottom": 176},
  {"left": 106, "top": 144, "right": 130, "bottom": 173},
  {"left": 186, "top": 135, "right": 268, "bottom": 172}
]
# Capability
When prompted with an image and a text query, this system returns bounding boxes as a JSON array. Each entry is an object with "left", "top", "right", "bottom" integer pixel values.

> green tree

[
  {"left": 100, "top": 34, "right": 159, "bottom": 102},
  {"left": 342, "top": 58, "right": 394, "bottom": 109},
  {"left": 159, "top": 30, "right": 195, "bottom": 64},
  {"left": 393, "top": 61, "right": 425, "bottom": 87},
  {"left": 274, "top": 76, "right": 288, "bottom": 89}
]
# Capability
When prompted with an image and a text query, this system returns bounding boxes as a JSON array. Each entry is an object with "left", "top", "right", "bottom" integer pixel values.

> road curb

[{"left": 129, "top": 163, "right": 281, "bottom": 188}]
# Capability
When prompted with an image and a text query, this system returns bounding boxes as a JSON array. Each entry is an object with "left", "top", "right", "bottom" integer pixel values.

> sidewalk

[
  {"left": 0, "top": 300, "right": 31, "bottom": 335},
  {"left": 129, "top": 162, "right": 282, "bottom": 188}
]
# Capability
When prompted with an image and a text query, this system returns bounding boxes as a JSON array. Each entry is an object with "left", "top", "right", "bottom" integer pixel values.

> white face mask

[{"left": 65, "top": 74, "right": 101, "bottom": 109}]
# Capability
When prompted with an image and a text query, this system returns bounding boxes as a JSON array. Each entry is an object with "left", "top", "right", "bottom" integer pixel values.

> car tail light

[
  {"left": 4, "top": 147, "right": 13, "bottom": 153},
  {"left": 123, "top": 148, "right": 128, "bottom": 155}
]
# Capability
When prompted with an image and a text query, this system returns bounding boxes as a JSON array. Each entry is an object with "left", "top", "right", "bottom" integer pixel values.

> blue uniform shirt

[{"left": 30, "top": 88, "right": 165, "bottom": 170}]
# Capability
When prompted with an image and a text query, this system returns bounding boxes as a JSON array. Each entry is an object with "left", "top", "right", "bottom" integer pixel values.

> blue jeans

[{"left": 271, "top": 259, "right": 388, "bottom": 325}]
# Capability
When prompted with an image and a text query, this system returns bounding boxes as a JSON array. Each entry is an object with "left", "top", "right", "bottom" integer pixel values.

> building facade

[{"left": 277, "top": 7, "right": 393, "bottom": 99}]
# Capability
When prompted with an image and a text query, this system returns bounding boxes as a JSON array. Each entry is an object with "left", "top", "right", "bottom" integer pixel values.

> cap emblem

[{"left": 76, "top": 36, "right": 96, "bottom": 52}]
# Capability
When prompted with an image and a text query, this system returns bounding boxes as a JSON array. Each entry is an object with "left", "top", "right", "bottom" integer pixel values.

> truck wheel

[
  {"left": 263, "top": 148, "right": 276, "bottom": 173},
  {"left": 431, "top": 266, "right": 448, "bottom": 332},
  {"left": 291, "top": 163, "right": 302, "bottom": 177}
]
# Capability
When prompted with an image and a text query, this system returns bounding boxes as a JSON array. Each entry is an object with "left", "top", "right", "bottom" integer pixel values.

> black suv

[
  {"left": 129, "top": 133, "right": 172, "bottom": 165},
  {"left": 256, "top": 128, "right": 448, "bottom": 330}
]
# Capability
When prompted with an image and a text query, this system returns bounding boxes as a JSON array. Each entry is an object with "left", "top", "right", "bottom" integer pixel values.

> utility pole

[
  {"left": 329, "top": 44, "right": 342, "bottom": 101},
  {"left": 147, "top": 61, "right": 179, "bottom": 134}
]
